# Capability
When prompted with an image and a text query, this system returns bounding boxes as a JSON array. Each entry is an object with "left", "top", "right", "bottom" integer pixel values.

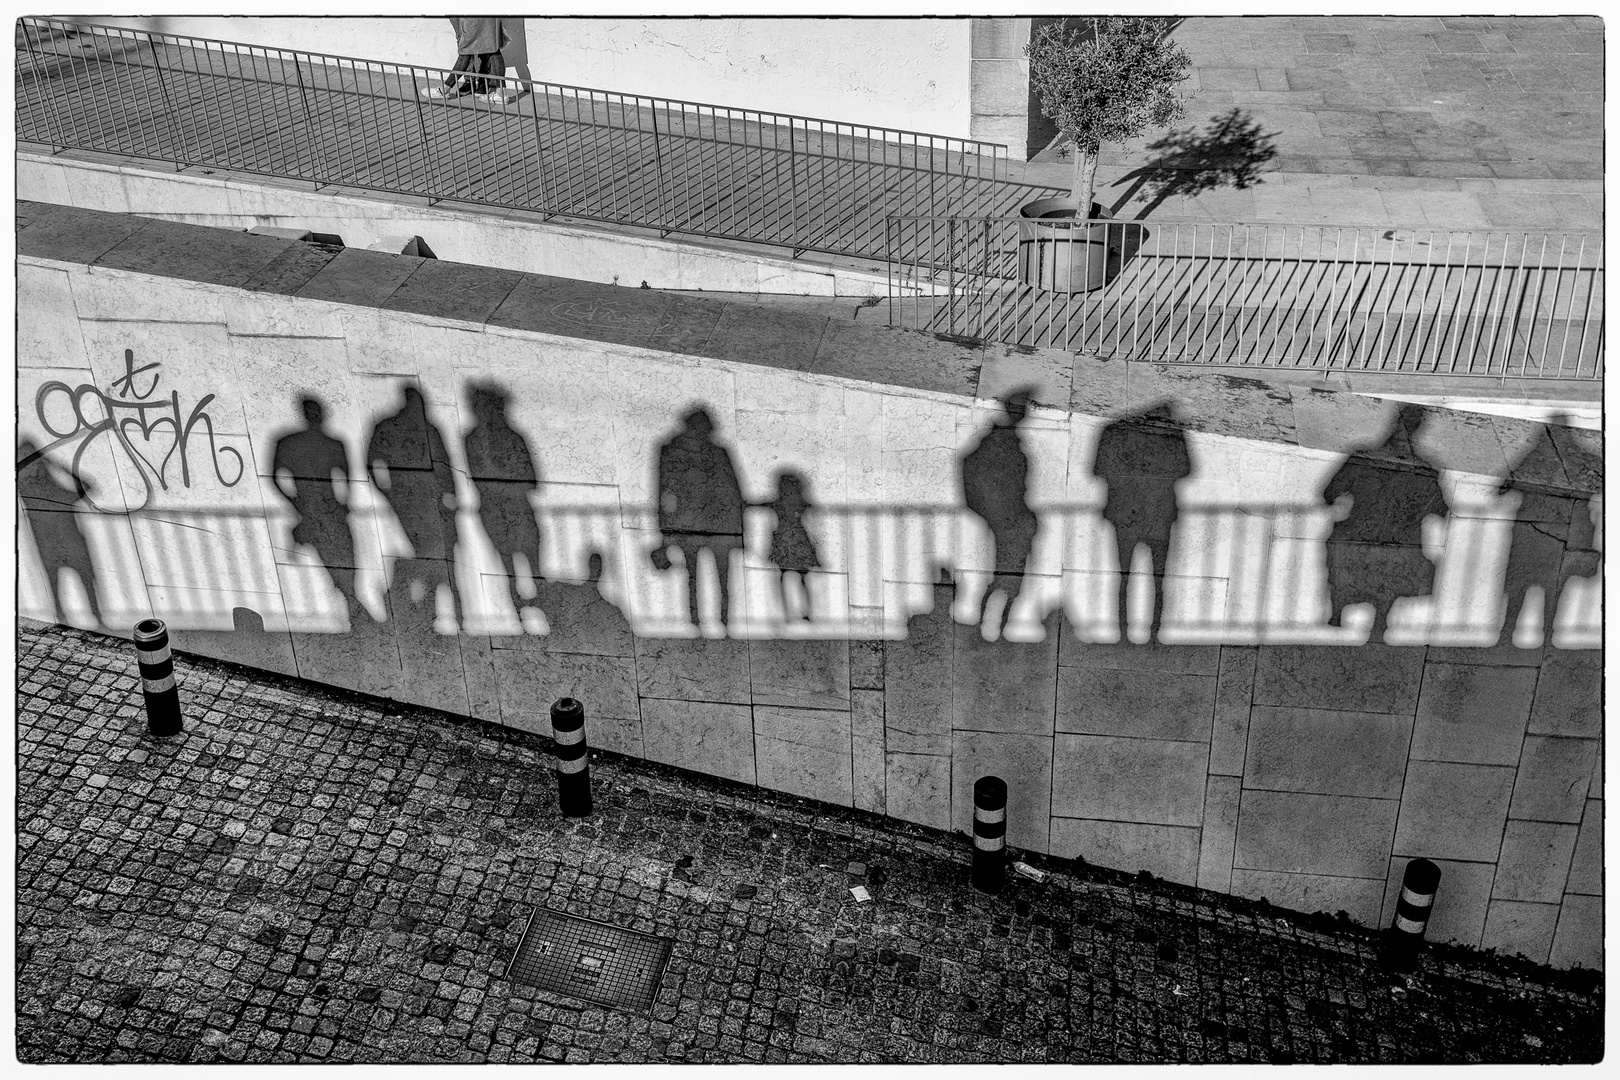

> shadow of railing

[{"left": 19, "top": 499, "right": 1601, "bottom": 652}]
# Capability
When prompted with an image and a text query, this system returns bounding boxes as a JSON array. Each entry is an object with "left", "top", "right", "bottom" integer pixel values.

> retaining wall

[{"left": 16, "top": 201, "right": 1603, "bottom": 970}]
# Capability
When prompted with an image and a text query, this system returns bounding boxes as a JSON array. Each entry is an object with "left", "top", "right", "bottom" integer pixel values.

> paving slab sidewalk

[
  {"left": 1016, "top": 15, "right": 1602, "bottom": 232},
  {"left": 15, "top": 620, "right": 1603, "bottom": 1064}
]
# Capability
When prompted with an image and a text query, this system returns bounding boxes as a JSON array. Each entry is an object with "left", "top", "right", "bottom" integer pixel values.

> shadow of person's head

[
  {"left": 300, "top": 395, "right": 325, "bottom": 426},
  {"left": 681, "top": 406, "right": 716, "bottom": 439}
]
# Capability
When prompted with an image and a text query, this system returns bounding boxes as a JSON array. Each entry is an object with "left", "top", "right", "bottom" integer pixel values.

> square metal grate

[{"left": 503, "top": 908, "right": 673, "bottom": 1013}]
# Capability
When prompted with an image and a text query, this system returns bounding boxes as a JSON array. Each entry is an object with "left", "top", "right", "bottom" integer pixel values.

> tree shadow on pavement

[{"left": 1107, "top": 106, "right": 1280, "bottom": 220}]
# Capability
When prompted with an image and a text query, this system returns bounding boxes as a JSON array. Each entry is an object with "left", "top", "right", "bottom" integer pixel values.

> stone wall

[{"left": 16, "top": 202, "right": 1602, "bottom": 969}]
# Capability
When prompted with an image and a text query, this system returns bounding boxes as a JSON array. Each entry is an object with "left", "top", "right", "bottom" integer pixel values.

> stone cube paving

[{"left": 16, "top": 620, "right": 1602, "bottom": 1064}]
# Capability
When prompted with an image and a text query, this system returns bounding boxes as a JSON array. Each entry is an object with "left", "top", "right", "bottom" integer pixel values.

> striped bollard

[
  {"left": 132, "top": 618, "right": 183, "bottom": 737},
  {"left": 971, "top": 775, "right": 1007, "bottom": 894},
  {"left": 550, "top": 697, "right": 592, "bottom": 817},
  {"left": 1385, "top": 858, "right": 1441, "bottom": 970}
]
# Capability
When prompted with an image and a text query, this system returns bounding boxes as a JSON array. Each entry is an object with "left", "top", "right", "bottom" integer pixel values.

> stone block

[
  {"left": 811, "top": 319, "right": 982, "bottom": 400},
  {"left": 754, "top": 705, "right": 853, "bottom": 807},
  {"left": 168, "top": 606, "right": 298, "bottom": 679},
  {"left": 705, "top": 304, "right": 826, "bottom": 373},
  {"left": 1055, "top": 666, "right": 1215, "bottom": 743},
  {"left": 1379, "top": 857, "right": 1497, "bottom": 949},
  {"left": 1411, "top": 662, "right": 1536, "bottom": 765},
  {"left": 640, "top": 698, "right": 755, "bottom": 786},
  {"left": 1253, "top": 644, "right": 1425, "bottom": 714},
  {"left": 1197, "top": 775, "right": 1241, "bottom": 892},
  {"left": 952, "top": 617, "right": 1059, "bottom": 737},
  {"left": 1480, "top": 899, "right": 1559, "bottom": 965},
  {"left": 1049, "top": 818, "right": 1201, "bottom": 886},
  {"left": 1393, "top": 760, "right": 1515, "bottom": 862},
  {"left": 1509, "top": 736, "right": 1597, "bottom": 823},
  {"left": 1235, "top": 790, "right": 1398, "bottom": 879},
  {"left": 883, "top": 593, "right": 955, "bottom": 755},
  {"left": 1057, "top": 637, "right": 1222, "bottom": 675},
  {"left": 18, "top": 199, "right": 153, "bottom": 265},
  {"left": 1209, "top": 646, "right": 1258, "bottom": 777},
  {"left": 1051, "top": 734, "right": 1207, "bottom": 826},
  {"left": 1548, "top": 895, "right": 1603, "bottom": 971},
  {"left": 95, "top": 219, "right": 296, "bottom": 289},
  {"left": 849, "top": 639, "right": 884, "bottom": 690},
  {"left": 1527, "top": 648, "right": 1602, "bottom": 738},
  {"left": 885, "top": 752, "right": 950, "bottom": 831},
  {"left": 749, "top": 638, "right": 849, "bottom": 710},
  {"left": 1491, "top": 820, "right": 1578, "bottom": 904},
  {"left": 851, "top": 689, "right": 885, "bottom": 815},
  {"left": 1244, "top": 706, "right": 1412, "bottom": 799},
  {"left": 950, "top": 730, "right": 1053, "bottom": 853},
  {"left": 296, "top": 247, "right": 422, "bottom": 309},
  {"left": 585, "top": 712, "right": 644, "bottom": 758},
  {"left": 634, "top": 635, "right": 751, "bottom": 704},
  {"left": 491, "top": 648, "right": 639, "bottom": 726},
  {"left": 380, "top": 258, "right": 525, "bottom": 326},
  {"left": 1230, "top": 869, "right": 1386, "bottom": 925},
  {"left": 288, "top": 621, "right": 404, "bottom": 702},
  {"left": 1564, "top": 799, "right": 1601, "bottom": 895}
]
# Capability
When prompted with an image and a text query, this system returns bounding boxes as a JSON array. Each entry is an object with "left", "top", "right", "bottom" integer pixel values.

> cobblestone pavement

[{"left": 16, "top": 621, "right": 1603, "bottom": 1064}]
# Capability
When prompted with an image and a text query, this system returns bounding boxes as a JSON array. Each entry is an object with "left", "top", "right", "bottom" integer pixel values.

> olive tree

[{"left": 1025, "top": 17, "right": 1193, "bottom": 217}]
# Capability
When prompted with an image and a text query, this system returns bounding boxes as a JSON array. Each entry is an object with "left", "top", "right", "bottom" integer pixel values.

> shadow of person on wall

[
  {"left": 367, "top": 385, "right": 463, "bottom": 633},
  {"left": 1091, "top": 402, "right": 1193, "bottom": 643},
  {"left": 960, "top": 388, "right": 1041, "bottom": 639},
  {"left": 17, "top": 438, "right": 103, "bottom": 629},
  {"left": 1320, "top": 404, "right": 1450, "bottom": 644},
  {"left": 271, "top": 396, "right": 366, "bottom": 629},
  {"left": 1495, "top": 414, "right": 1585, "bottom": 648},
  {"left": 1107, "top": 107, "right": 1279, "bottom": 221},
  {"left": 463, "top": 382, "right": 542, "bottom": 621},
  {"left": 767, "top": 469, "right": 822, "bottom": 625},
  {"left": 651, "top": 406, "right": 747, "bottom": 632}
]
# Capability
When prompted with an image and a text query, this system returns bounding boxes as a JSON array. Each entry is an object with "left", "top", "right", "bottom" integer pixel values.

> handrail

[
  {"left": 16, "top": 17, "right": 1025, "bottom": 263},
  {"left": 885, "top": 214, "right": 1605, "bottom": 381}
]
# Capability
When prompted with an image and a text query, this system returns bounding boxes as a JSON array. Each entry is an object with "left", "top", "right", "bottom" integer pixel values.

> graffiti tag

[{"left": 26, "top": 349, "right": 245, "bottom": 513}]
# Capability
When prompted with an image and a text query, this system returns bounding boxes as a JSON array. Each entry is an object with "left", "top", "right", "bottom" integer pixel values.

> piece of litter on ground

[
  {"left": 1013, "top": 861, "right": 1046, "bottom": 882},
  {"left": 850, "top": 886, "right": 871, "bottom": 902}
]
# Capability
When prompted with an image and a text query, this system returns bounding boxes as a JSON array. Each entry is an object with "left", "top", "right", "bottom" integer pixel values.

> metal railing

[
  {"left": 886, "top": 216, "right": 1605, "bottom": 380},
  {"left": 15, "top": 17, "right": 1016, "bottom": 262}
]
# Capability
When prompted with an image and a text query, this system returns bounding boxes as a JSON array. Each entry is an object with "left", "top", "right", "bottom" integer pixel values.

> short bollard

[
  {"left": 132, "top": 618, "right": 183, "bottom": 737},
  {"left": 971, "top": 776, "right": 1007, "bottom": 894},
  {"left": 1384, "top": 858, "right": 1441, "bottom": 969},
  {"left": 550, "top": 697, "right": 592, "bottom": 817}
]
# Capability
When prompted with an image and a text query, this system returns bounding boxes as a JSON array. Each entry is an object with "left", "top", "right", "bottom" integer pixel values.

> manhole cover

[{"left": 503, "top": 908, "right": 672, "bottom": 1013}]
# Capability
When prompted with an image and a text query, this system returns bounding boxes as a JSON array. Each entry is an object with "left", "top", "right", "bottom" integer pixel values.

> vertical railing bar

[
  {"left": 1480, "top": 233, "right": 1521, "bottom": 378},
  {"left": 1447, "top": 232, "right": 1481, "bottom": 374},
  {"left": 1567, "top": 235, "right": 1594, "bottom": 378}
]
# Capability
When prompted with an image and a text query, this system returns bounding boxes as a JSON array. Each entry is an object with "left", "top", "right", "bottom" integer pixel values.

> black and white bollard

[
  {"left": 1385, "top": 858, "right": 1441, "bottom": 969},
  {"left": 550, "top": 697, "right": 592, "bottom": 817},
  {"left": 132, "top": 618, "right": 183, "bottom": 737},
  {"left": 972, "top": 775, "right": 1007, "bottom": 894}
]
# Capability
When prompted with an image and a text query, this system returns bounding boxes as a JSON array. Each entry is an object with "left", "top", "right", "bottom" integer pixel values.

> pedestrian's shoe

[
  {"left": 421, "top": 83, "right": 465, "bottom": 100},
  {"left": 478, "top": 89, "right": 509, "bottom": 104}
]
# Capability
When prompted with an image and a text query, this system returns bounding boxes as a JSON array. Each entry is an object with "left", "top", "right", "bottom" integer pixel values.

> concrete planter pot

[{"left": 1017, "top": 197, "right": 1116, "bottom": 294}]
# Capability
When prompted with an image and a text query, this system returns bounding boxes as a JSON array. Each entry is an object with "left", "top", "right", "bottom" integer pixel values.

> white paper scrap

[{"left": 849, "top": 886, "right": 872, "bottom": 902}]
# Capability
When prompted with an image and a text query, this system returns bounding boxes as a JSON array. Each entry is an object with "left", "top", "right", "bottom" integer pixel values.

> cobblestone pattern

[{"left": 16, "top": 622, "right": 1602, "bottom": 1064}]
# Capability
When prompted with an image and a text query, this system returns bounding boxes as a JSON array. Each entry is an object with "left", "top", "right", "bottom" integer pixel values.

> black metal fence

[
  {"left": 887, "top": 216, "right": 1604, "bottom": 381},
  {"left": 16, "top": 17, "right": 1017, "bottom": 262}
]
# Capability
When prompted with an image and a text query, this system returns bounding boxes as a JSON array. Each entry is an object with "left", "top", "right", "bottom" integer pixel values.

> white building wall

[{"left": 79, "top": 16, "right": 975, "bottom": 139}]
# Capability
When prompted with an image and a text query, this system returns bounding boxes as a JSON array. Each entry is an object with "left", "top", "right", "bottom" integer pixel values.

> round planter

[{"left": 1017, "top": 197, "right": 1115, "bottom": 294}]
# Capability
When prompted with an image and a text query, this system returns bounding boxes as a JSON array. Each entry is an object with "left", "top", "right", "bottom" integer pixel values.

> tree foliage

[{"left": 1026, "top": 17, "right": 1192, "bottom": 155}]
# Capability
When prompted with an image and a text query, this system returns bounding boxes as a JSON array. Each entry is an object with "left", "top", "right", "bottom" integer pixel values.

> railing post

[
  {"left": 648, "top": 97, "right": 673, "bottom": 236},
  {"left": 142, "top": 33, "right": 187, "bottom": 169},
  {"left": 528, "top": 79, "right": 552, "bottom": 215},
  {"left": 17, "top": 19, "right": 70, "bottom": 152}
]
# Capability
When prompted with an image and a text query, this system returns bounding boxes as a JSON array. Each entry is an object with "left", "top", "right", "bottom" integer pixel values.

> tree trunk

[{"left": 1070, "top": 141, "right": 1100, "bottom": 219}]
